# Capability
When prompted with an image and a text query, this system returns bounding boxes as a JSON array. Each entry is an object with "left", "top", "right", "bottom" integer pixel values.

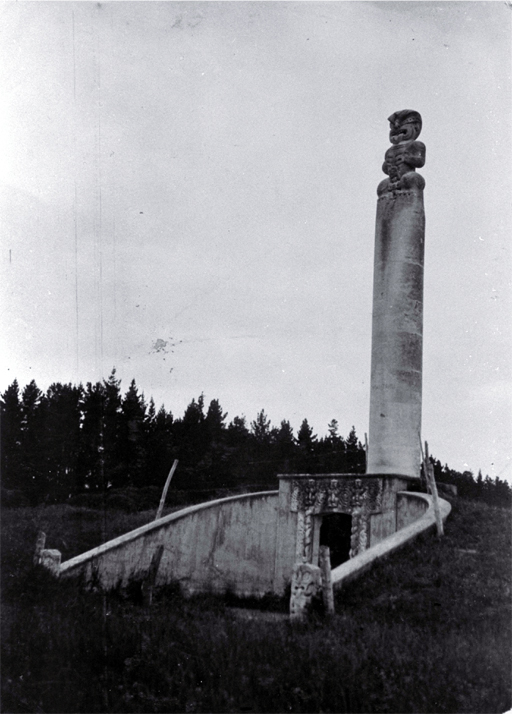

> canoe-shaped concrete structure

[{"left": 59, "top": 476, "right": 450, "bottom": 597}]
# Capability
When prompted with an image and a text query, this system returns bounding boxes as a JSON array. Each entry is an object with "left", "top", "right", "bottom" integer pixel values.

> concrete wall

[
  {"left": 60, "top": 491, "right": 279, "bottom": 597},
  {"left": 59, "top": 486, "right": 445, "bottom": 599},
  {"left": 396, "top": 490, "right": 429, "bottom": 530},
  {"left": 273, "top": 478, "right": 299, "bottom": 595},
  {"left": 369, "top": 475, "right": 411, "bottom": 545}
]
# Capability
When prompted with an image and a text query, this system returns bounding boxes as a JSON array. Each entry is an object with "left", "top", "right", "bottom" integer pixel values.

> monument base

[{"left": 274, "top": 473, "right": 418, "bottom": 594}]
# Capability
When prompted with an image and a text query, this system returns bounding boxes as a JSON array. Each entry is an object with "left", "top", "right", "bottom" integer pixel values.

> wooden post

[
  {"left": 155, "top": 460, "right": 178, "bottom": 521},
  {"left": 143, "top": 545, "right": 164, "bottom": 607},
  {"left": 33, "top": 531, "right": 46, "bottom": 566},
  {"left": 364, "top": 433, "right": 369, "bottom": 473},
  {"left": 319, "top": 546, "right": 335, "bottom": 615},
  {"left": 418, "top": 436, "right": 430, "bottom": 494},
  {"left": 420, "top": 436, "right": 444, "bottom": 537},
  {"left": 425, "top": 441, "right": 444, "bottom": 538}
]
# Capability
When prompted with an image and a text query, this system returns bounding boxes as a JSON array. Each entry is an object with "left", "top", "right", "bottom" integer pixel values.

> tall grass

[{"left": 1, "top": 498, "right": 510, "bottom": 713}]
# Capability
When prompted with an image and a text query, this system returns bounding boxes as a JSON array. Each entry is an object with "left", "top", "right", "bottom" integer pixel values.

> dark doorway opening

[{"left": 320, "top": 513, "right": 352, "bottom": 568}]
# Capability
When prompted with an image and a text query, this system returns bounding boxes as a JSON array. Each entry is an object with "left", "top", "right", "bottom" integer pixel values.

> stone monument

[
  {"left": 289, "top": 560, "right": 322, "bottom": 621},
  {"left": 279, "top": 111, "right": 428, "bottom": 615},
  {"left": 55, "top": 111, "right": 439, "bottom": 607},
  {"left": 367, "top": 110, "right": 426, "bottom": 478}
]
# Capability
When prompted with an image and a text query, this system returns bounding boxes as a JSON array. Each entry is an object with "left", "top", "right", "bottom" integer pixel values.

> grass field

[{"left": 1, "top": 496, "right": 511, "bottom": 713}]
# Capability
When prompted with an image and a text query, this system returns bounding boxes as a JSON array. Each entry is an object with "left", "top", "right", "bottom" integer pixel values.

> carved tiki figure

[
  {"left": 377, "top": 110, "right": 425, "bottom": 196},
  {"left": 289, "top": 561, "right": 322, "bottom": 620}
]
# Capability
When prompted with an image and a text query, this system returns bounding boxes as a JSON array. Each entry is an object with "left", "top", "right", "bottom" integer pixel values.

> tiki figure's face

[
  {"left": 290, "top": 562, "right": 321, "bottom": 614},
  {"left": 292, "top": 568, "right": 316, "bottom": 599},
  {"left": 388, "top": 110, "right": 422, "bottom": 145}
]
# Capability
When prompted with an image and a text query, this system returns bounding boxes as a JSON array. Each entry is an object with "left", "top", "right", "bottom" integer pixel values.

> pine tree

[
  {"left": 43, "top": 382, "right": 83, "bottom": 500},
  {"left": 147, "top": 397, "right": 156, "bottom": 425},
  {"left": 476, "top": 469, "right": 484, "bottom": 497},
  {"left": 173, "top": 395, "right": 208, "bottom": 489},
  {"left": 146, "top": 404, "right": 175, "bottom": 489},
  {"left": 250, "top": 410, "right": 273, "bottom": 445},
  {"left": 119, "top": 379, "right": 148, "bottom": 488},
  {"left": 79, "top": 382, "right": 106, "bottom": 493},
  {"left": 226, "top": 415, "right": 249, "bottom": 445},
  {"left": 493, "top": 476, "right": 512, "bottom": 507},
  {"left": 317, "top": 418, "right": 346, "bottom": 472},
  {"left": 345, "top": 426, "right": 365, "bottom": 473},
  {"left": 205, "top": 399, "right": 227, "bottom": 440},
  {"left": 19, "top": 380, "right": 48, "bottom": 502},
  {"left": 296, "top": 418, "right": 317, "bottom": 472},
  {"left": 201, "top": 399, "right": 230, "bottom": 487},
  {"left": 0, "top": 380, "right": 23, "bottom": 491},
  {"left": 274, "top": 420, "right": 296, "bottom": 468},
  {"left": 327, "top": 419, "right": 340, "bottom": 444},
  {"left": 223, "top": 415, "right": 251, "bottom": 484},
  {"left": 297, "top": 418, "right": 317, "bottom": 451}
]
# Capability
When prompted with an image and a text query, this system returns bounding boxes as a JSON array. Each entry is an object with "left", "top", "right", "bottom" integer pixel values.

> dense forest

[{"left": 1, "top": 370, "right": 510, "bottom": 508}]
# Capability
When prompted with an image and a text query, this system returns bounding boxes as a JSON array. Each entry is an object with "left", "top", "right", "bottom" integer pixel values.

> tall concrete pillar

[{"left": 367, "top": 110, "right": 426, "bottom": 479}]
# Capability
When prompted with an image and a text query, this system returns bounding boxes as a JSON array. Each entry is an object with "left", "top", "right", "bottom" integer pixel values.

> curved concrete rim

[
  {"left": 60, "top": 490, "right": 279, "bottom": 574},
  {"left": 277, "top": 472, "right": 421, "bottom": 482},
  {"left": 331, "top": 491, "right": 451, "bottom": 588}
]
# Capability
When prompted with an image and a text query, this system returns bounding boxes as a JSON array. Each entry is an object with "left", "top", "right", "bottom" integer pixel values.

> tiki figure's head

[
  {"left": 388, "top": 110, "right": 422, "bottom": 145},
  {"left": 290, "top": 562, "right": 322, "bottom": 617}
]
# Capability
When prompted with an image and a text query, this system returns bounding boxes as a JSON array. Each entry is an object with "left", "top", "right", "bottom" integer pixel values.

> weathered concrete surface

[
  {"left": 369, "top": 474, "right": 411, "bottom": 545},
  {"left": 59, "top": 483, "right": 449, "bottom": 598},
  {"left": 60, "top": 491, "right": 279, "bottom": 597},
  {"left": 396, "top": 490, "right": 428, "bottom": 530},
  {"left": 332, "top": 492, "right": 451, "bottom": 590},
  {"left": 273, "top": 478, "right": 298, "bottom": 595},
  {"left": 368, "top": 110, "right": 426, "bottom": 479}
]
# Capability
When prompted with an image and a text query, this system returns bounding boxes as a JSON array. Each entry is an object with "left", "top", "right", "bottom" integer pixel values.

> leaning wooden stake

[
  {"left": 419, "top": 435, "right": 430, "bottom": 493},
  {"left": 155, "top": 459, "right": 178, "bottom": 521},
  {"left": 319, "top": 546, "right": 335, "bottom": 615},
  {"left": 425, "top": 441, "right": 444, "bottom": 537},
  {"left": 417, "top": 435, "right": 430, "bottom": 493},
  {"left": 419, "top": 437, "right": 444, "bottom": 538}
]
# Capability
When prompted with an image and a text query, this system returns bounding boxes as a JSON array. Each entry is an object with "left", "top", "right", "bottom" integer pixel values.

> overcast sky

[{"left": 1, "top": 1, "right": 511, "bottom": 482}]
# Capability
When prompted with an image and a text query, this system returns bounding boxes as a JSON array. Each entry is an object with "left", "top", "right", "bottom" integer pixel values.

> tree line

[{"left": 1, "top": 370, "right": 510, "bottom": 508}]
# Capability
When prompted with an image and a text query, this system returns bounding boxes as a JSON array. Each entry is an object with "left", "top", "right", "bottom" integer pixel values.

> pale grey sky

[{"left": 1, "top": 1, "right": 511, "bottom": 481}]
